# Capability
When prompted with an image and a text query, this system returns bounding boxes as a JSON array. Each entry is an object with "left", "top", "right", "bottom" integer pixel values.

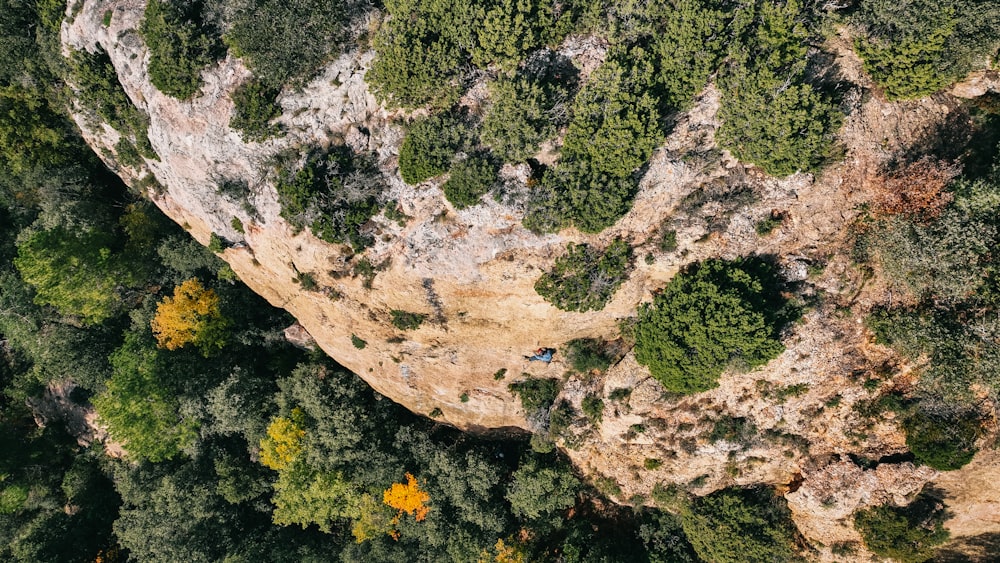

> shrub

[
  {"left": 351, "top": 334, "right": 367, "bottom": 349},
  {"left": 868, "top": 157, "right": 958, "bottom": 220},
  {"left": 508, "top": 377, "right": 560, "bottom": 414},
  {"left": 230, "top": 78, "right": 283, "bottom": 142},
  {"left": 441, "top": 154, "right": 497, "bottom": 209},
  {"left": 114, "top": 138, "right": 142, "bottom": 168},
  {"left": 717, "top": 71, "right": 841, "bottom": 177},
  {"left": 481, "top": 71, "right": 566, "bottom": 163},
  {"left": 367, "top": 0, "right": 471, "bottom": 108},
  {"left": 680, "top": 487, "right": 799, "bottom": 563},
  {"left": 755, "top": 213, "right": 783, "bottom": 236},
  {"left": 581, "top": 394, "right": 603, "bottom": 425},
  {"left": 534, "top": 239, "right": 632, "bottom": 312},
  {"left": 659, "top": 229, "right": 678, "bottom": 252},
  {"left": 390, "top": 310, "right": 426, "bottom": 330},
  {"left": 471, "top": 0, "right": 558, "bottom": 71},
  {"left": 868, "top": 180, "right": 999, "bottom": 306},
  {"left": 903, "top": 409, "right": 979, "bottom": 470},
  {"left": 140, "top": 0, "right": 222, "bottom": 100},
  {"left": 561, "top": 46, "right": 661, "bottom": 179},
  {"left": 523, "top": 161, "right": 639, "bottom": 233},
  {"left": 524, "top": 46, "right": 664, "bottom": 234},
  {"left": 70, "top": 48, "right": 157, "bottom": 159},
  {"left": 650, "top": 0, "right": 732, "bottom": 109},
  {"left": 854, "top": 492, "right": 950, "bottom": 562},
  {"left": 852, "top": 0, "right": 1000, "bottom": 100},
  {"left": 635, "top": 258, "right": 795, "bottom": 394},
  {"left": 273, "top": 145, "right": 385, "bottom": 250},
  {"left": 221, "top": 0, "right": 351, "bottom": 88},
  {"left": 716, "top": 0, "right": 842, "bottom": 177},
  {"left": 398, "top": 113, "right": 469, "bottom": 185},
  {"left": 564, "top": 338, "right": 613, "bottom": 373}
]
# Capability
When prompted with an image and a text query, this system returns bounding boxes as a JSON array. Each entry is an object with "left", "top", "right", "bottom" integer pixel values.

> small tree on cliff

[
  {"left": 151, "top": 278, "right": 229, "bottom": 355},
  {"left": 635, "top": 258, "right": 796, "bottom": 394}
]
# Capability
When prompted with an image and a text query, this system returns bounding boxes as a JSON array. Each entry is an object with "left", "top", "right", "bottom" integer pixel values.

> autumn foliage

[
  {"left": 260, "top": 409, "right": 306, "bottom": 471},
  {"left": 868, "top": 157, "right": 959, "bottom": 221},
  {"left": 383, "top": 473, "right": 430, "bottom": 523},
  {"left": 151, "top": 277, "right": 228, "bottom": 353}
]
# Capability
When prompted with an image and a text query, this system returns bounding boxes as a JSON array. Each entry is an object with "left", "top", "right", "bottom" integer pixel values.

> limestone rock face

[{"left": 60, "top": 0, "right": 1000, "bottom": 556}]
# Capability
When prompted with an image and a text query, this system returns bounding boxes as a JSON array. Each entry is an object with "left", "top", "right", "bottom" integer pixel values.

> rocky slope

[{"left": 61, "top": 0, "right": 1000, "bottom": 558}]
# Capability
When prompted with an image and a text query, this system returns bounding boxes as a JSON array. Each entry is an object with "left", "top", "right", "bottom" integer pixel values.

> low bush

[
  {"left": 508, "top": 377, "right": 560, "bottom": 414},
  {"left": 564, "top": 338, "right": 613, "bottom": 373},
  {"left": 398, "top": 113, "right": 469, "bottom": 185},
  {"left": 273, "top": 145, "right": 385, "bottom": 250},
  {"left": 221, "top": 0, "right": 352, "bottom": 88},
  {"left": 680, "top": 487, "right": 799, "bottom": 563},
  {"left": 852, "top": 0, "right": 1000, "bottom": 100},
  {"left": 230, "top": 79, "right": 282, "bottom": 142},
  {"left": 441, "top": 154, "right": 497, "bottom": 209},
  {"left": 367, "top": 0, "right": 470, "bottom": 108},
  {"left": 534, "top": 239, "right": 632, "bottom": 312},
  {"left": 581, "top": 394, "right": 603, "bottom": 425},
  {"left": 141, "top": 0, "right": 222, "bottom": 100},
  {"left": 854, "top": 491, "right": 949, "bottom": 562},
  {"left": 903, "top": 409, "right": 979, "bottom": 470},
  {"left": 481, "top": 68, "right": 569, "bottom": 163},
  {"left": 560, "top": 46, "right": 662, "bottom": 179},
  {"left": 716, "top": 0, "right": 842, "bottom": 177},
  {"left": 390, "top": 309, "right": 426, "bottom": 330},
  {"left": 635, "top": 257, "right": 795, "bottom": 394},
  {"left": 471, "top": 0, "right": 560, "bottom": 71}
]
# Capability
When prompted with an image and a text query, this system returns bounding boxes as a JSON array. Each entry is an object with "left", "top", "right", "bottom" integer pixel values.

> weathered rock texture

[{"left": 61, "top": 0, "right": 1000, "bottom": 558}]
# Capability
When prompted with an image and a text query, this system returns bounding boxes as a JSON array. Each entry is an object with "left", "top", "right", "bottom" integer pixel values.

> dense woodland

[{"left": 1, "top": 0, "right": 1000, "bottom": 561}]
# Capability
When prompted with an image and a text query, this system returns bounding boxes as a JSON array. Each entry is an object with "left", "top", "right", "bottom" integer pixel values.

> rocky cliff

[{"left": 61, "top": 0, "right": 1000, "bottom": 558}]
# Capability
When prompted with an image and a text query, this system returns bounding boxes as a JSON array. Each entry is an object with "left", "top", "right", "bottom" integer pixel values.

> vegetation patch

[
  {"left": 508, "top": 376, "right": 560, "bottom": 415},
  {"left": 229, "top": 78, "right": 283, "bottom": 142},
  {"left": 852, "top": 0, "right": 1000, "bottom": 100},
  {"left": 481, "top": 56, "right": 575, "bottom": 163},
  {"left": 390, "top": 309, "right": 426, "bottom": 331},
  {"left": 854, "top": 490, "right": 949, "bottom": 562},
  {"left": 564, "top": 338, "right": 614, "bottom": 374},
  {"left": 273, "top": 145, "right": 385, "bottom": 250},
  {"left": 222, "top": 0, "right": 352, "bottom": 88},
  {"left": 441, "top": 153, "right": 497, "bottom": 209},
  {"left": 398, "top": 113, "right": 469, "bottom": 185},
  {"left": 534, "top": 239, "right": 632, "bottom": 312},
  {"left": 70, "top": 48, "right": 157, "bottom": 160},
  {"left": 635, "top": 257, "right": 796, "bottom": 394},
  {"left": 680, "top": 486, "right": 799, "bottom": 563},
  {"left": 141, "top": 0, "right": 223, "bottom": 100}
]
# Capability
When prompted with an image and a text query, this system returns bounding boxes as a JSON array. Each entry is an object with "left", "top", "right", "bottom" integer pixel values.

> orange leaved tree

[
  {"left": 383, "top": 472, "right": 430, "bottom": 523},
  {"left": 150, "top": 278, "right": 229, "bottom": 354}
]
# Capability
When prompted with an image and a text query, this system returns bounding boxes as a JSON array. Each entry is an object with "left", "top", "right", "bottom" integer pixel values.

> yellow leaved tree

[
  {"left": 260, "top": 409, "right": 306, "bottom": 471},
  {"left": 151, "top": 278, "right": 229, "bottom": 354}
]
